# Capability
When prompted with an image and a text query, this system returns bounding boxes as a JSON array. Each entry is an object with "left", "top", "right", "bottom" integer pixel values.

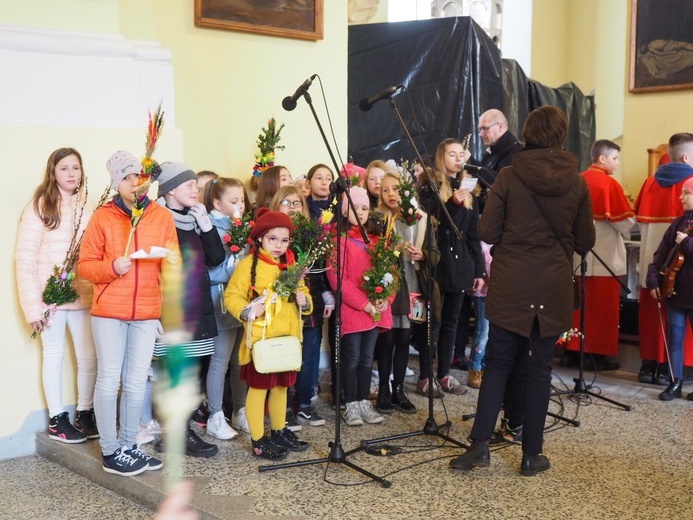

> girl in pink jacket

[
  {"left": 16, "top": 148, "right": 97, "bottom": 444},
  {"left": 327, "top": 187, "right": 392, "bottom": 427}
]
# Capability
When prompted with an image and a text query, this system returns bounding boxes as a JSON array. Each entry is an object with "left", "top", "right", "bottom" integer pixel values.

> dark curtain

[{"left": 348, "top": 17, "right": 594, "bottom": 170}]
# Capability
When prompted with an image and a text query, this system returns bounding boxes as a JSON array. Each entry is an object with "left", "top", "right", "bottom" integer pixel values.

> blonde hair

[
  {"left": 376, "top": 171, "right": 403, "bottom": 218},
  {"left": 269, "top": 185, "right": 309, "bottom": 218},
  {"left": 434, "top": 138, "right": 478, "bottom": 210}
]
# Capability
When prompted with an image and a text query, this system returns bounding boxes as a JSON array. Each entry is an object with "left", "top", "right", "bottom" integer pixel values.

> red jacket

[
  {"left": 78, "top": 199, "right": 179, "bottom": 321},
  {"left": 327, "top": 230, "right": 392, "bottom": 335}
]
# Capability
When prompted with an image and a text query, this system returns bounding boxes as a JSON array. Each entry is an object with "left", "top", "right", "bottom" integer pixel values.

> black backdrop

[{"left": 348, "top": 17, "right": 595, "bottom": 170}]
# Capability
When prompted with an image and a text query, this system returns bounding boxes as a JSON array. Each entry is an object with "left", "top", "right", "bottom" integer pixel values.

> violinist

[{"left": 646, "top": 177, "right": 693, "bottom": 401}]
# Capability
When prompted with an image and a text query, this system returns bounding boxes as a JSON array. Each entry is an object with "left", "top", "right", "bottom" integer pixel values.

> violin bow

[{"left": 655, "top": 299, "right": 676, "bottom": 381}]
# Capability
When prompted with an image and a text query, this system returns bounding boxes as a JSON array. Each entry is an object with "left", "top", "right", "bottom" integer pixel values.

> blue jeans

[
  {"left": 296, "top": 325, "right": 322, "bottom": 407},
  {"left": 341, "top": 328, "right": 380, "bottom": 403},
  {"left": 469, "top": 297, "right": 489, "bottom": 371},
  {"left": 92, "top": 317, "right": 157, "bottom": 456},
  {"left": 666, "top": 306, "right": 693, "bottom": 379}
]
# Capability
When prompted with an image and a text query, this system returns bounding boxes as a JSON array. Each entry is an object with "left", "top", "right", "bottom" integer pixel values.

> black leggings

[{"left": 376, "top": 327, "right": 411, "bottom": 389}]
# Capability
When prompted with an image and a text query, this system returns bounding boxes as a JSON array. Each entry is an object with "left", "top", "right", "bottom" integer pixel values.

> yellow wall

[
  {"left": 118, "top": 0, "right": 348, "bottom": 180},
  {"left": 0, "top": 0, "right": 120, "bottom": 33},
  {"left": 531, "top": 0, "right": 570, "bottom": 87}
]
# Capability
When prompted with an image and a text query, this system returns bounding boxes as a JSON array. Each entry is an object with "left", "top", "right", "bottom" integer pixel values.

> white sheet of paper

[
  {"left": 129, "top": 246, "right": 170, "bottom": 259},
  {"left": 460, "top": 177, "right": 478, "bottom": 191}
]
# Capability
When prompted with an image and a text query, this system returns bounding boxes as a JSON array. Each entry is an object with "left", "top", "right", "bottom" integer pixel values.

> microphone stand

[
  {"left": 552, "top": 250, "right": 632, "bottom": 422},
  {"left": 259, "top": 90, "right": 391, "bottom": 487},
  {"left": 357, "top": 97, "right": 468, "bottom": 452}
]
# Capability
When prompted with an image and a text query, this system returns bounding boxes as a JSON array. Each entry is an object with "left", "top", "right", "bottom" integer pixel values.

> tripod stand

[
  {"left": 258, "top": 84, "right": 390, "bottom": 487},
  {"left": 358, "top": 96, "right": 468, "bottom": 452},
  {"left": 552, "top": 251, "right": 632, "bottom": 413}
]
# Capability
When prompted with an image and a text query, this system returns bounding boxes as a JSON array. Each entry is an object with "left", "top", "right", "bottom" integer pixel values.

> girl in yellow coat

[{"left": 224, "top": 208, "right": 312, "bottom": 459}]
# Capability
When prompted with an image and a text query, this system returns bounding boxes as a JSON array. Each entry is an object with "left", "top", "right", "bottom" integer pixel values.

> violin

[{"left": 659, "top": 223, "right": 693, "bottom": 298}]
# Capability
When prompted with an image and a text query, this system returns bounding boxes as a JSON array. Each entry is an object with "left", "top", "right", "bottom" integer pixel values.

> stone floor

[{"left": 2, "top": 355, "right": 693, "bottom": 520}]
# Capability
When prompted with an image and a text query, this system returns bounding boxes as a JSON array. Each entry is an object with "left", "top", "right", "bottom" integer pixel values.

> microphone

[
  {"left": 358, "top": 85, "right": 404, "bottom": 111},
  {"left": 282, "top": 74, "right": 317, "bottom": 111}
]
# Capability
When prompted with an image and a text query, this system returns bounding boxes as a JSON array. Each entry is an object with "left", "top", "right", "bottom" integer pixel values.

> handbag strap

[{"left": 511, "top": 169, "right": 573, "bottom": 264}]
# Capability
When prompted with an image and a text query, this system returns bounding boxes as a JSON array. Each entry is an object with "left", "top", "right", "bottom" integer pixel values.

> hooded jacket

[{"left": 479, "top": 148, "right": 595, "bottom": 337}]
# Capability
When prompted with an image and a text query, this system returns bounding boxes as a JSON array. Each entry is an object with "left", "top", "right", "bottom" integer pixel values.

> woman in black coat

[{"left": 450, "top": 107, "right": 595, "bottom": 476}]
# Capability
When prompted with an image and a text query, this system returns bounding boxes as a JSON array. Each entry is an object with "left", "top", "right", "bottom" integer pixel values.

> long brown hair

[
  {"left": 255, "top": 165, "right": 288, "bottom": 210},
  {"left": 32, "top": 147, "right": 84, "bottom": 230}
]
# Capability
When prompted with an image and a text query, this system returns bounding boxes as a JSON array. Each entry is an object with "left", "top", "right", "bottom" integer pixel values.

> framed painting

[
  {"left": 629, "top": 0, "right": 693, "bottom": 93},
  {"left": 194, "top": 0, "right": 324, "bottom": 41}
]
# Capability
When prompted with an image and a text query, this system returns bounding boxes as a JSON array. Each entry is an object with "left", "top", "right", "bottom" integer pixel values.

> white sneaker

[
  {"left": 206, "top": 411, "right": 238, "bottom": 440},
  {"left": 231, "top": 407, "right": 251, "bottom": 435},
  {"left": 343, "top": 402, "right": 364, "bottom": 426},
  {"left": 405, "top": 366, "right": 415, "bottom": 377},
  {"left": 358, "top": 399, "right": 384, "bottom": 424},
  {"left": 136, "top": 424, "right": 155, "bottom": 445},
  {"left": 143, "top": 419, "right": 163, "bottom": 435}
]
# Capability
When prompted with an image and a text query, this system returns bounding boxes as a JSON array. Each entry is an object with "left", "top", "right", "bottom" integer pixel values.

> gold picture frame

[
  {"left": 629, "top": 0, "right": 693, "bottom": 93},
  {"left": 195, "top": 0, "right": 324, "bottom": 42}
]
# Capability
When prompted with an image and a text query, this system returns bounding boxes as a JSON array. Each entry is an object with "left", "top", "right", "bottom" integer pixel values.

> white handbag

[{"left": 252, "top": 334, "right": 302, "bottom": 374}]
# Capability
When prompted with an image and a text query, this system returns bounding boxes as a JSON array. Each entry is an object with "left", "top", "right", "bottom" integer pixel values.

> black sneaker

[
  {"left": 285, "top": 409, "right": 302, "bottom": 432},
  {"left": 102, "top": 447, "right": 148, "bottom": 476},
  {"left": 191, "top": 402, "right": 210, "bottom": 427},
  {"left": 392, "top": 385, "right": 417, "bottom": 414},
  {"left": 270, "top": 427, "right": 309, "bottom": 452},
  {"left": 74, "top": 409, "right": 99, "bottom": 439},
  {"left": 129, "top": 444, "right": 163, "bottom": 470},
  {"left": 297, "top": 406, "right": 326, "bottom": 427},
  {"left": 48, "top": 412, "right": 86, "bottom": 444},
  {"left": 252, "top": 435, "right": 288, "bottom": 460},
  {"left": 637, "top": 360, "right": 656, "bottom": 383}
]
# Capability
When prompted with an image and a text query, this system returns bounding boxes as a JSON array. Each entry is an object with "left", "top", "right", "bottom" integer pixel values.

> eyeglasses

[
  {"left": 280, "top": 199, "right": 303, "bottom": 208},
  {"left": 478, "top": 122, "right": 500, "bottom": 134},
  {"left": 265, "top": 235, "right": 292, "bottom": 246}
]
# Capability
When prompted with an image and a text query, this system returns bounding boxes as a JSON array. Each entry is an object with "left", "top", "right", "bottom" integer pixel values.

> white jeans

[
  {"left": 40, "top": 309, "right": 96, "bottom": 418},
  {"left": 92, "top": 317, "right": 157, "bottom": 455}
]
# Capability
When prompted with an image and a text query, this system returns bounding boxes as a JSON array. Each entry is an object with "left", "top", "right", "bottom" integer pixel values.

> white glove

[{"left": 189, "top": 203, "right": 213, "bottom": 233}]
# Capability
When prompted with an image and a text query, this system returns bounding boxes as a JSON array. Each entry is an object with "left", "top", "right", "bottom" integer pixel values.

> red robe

[{"left": 567, "top": 167, "right": 634, "bottom": 356}]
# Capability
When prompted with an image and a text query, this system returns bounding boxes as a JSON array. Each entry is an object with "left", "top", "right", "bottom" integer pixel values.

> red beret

[{"left": 250, "top": 207, "right": 294, "bottom": 241}]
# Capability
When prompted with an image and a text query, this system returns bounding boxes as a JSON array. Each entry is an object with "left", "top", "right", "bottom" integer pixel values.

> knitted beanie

[
  {"left": 157, "top": 162, "right": 197, "bottom": 198},
  {"left": 250, "top": 207, "right": 294, "bottom": 241},
  {"left": 106, "top": 151, "right": 141, "bottom": 191},
  {"left": 341, "top": 186, "right": 370, "bottom": 216}
]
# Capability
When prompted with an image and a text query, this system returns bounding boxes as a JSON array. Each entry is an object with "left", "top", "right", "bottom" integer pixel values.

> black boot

[
  {"left": 392, "top": 384, "right": 416, "bottom": 414},
  {"left": 270, "top": 427, "right": 309, "bottom": 451},
  {"left": 74, "top": 409, "right": 99, "bottom": 439},
  {"left": 449, "top": 440, "right": 490, "bottom": 471},
  {"left": 658, "top": 378, "right": 683, "bottom": 401},
  {"left": 375, "top": 383, "right": 393, "bottom": 414},
  {"left": 520, "top": 453, "right": 550, "bottom": 476},
  {"left": 185, "top": 428, "right": 218, "bottom": 457},
  {"left": 654, "top": 363, "right": 671, "bottom": 386},
  {"left": 637, "top": 360, "right": 656, "bottom": 383},
  {"left": 252, "top": 435, "right": 288, "bottom": 460}
]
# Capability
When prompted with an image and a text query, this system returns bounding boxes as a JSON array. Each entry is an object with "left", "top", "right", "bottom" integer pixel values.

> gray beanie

[
  {"left": 157, "top": 162, "right": 197, "bottom": 198},
  {"left": 106, "top": 150, "right": 141, "bottom": 190}
]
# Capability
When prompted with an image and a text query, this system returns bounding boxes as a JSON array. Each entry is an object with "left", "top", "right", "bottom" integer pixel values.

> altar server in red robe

[{"left": 562, "top": 140, "right": 635, "bottom": 370}]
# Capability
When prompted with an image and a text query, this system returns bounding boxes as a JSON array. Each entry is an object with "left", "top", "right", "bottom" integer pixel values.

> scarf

[{"left": 169, "top": 207, "right": 200, "bottom": 233}]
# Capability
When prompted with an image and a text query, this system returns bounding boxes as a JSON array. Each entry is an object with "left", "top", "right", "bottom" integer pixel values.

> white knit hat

[{"left": 106, "top": 151, "right": 141, "bottom": 190}]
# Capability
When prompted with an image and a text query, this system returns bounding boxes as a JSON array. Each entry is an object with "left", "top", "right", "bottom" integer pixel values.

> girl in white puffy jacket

[{"left": 16, "top": 148, "right": 97, "bottom": 443}]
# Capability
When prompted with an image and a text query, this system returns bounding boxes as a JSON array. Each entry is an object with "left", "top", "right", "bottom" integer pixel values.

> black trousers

[{"left": 470, "top": 318, "right": 557, "bottom": 455}]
